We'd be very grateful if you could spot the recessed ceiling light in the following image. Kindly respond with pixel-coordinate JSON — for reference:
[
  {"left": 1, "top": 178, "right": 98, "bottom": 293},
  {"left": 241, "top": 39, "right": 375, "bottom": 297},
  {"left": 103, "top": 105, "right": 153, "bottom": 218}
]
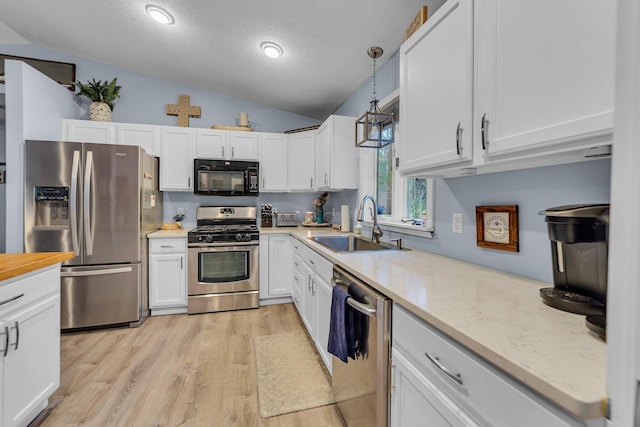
[
  {"left": 145, "top": 4, "right": 175, "bottom": 25},
  {"left": 260, "top": 41, "right": 283, "bottom": 59}
]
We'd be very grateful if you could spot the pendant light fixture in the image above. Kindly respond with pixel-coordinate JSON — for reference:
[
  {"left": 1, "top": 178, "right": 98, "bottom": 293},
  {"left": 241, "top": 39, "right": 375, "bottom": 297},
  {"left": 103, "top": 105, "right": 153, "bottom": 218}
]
[{"left": 355, "top": 47, "right": 395, "bottom": 148}]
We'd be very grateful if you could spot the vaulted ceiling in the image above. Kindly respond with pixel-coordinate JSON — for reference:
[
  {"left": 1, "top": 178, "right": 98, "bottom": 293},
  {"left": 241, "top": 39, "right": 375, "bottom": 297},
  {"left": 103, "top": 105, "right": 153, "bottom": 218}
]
[{"left": 0, "top": 0, "right": 444, "bottom": 119}]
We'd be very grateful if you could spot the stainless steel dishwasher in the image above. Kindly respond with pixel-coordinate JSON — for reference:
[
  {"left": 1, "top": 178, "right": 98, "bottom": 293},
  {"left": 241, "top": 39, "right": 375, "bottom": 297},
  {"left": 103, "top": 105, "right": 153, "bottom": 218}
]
[{"left": 331, "top": 265, "right": 392, "bottom": 427}]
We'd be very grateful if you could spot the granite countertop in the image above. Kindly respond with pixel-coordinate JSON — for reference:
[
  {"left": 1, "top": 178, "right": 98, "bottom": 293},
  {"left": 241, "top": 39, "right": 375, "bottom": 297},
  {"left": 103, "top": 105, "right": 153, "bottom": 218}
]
[
  {"left": 261, "top": 226, "right": 606, "bottom": 420},
  {"left": 0, "top": 252, "right": 75, "bottom": 282}
]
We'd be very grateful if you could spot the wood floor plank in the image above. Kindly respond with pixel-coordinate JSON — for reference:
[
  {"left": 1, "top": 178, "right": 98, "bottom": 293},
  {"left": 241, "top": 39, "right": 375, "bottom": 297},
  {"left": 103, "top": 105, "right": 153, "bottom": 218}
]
[{"left": 34, "top": 303, "right": 344, "bottom": 427}]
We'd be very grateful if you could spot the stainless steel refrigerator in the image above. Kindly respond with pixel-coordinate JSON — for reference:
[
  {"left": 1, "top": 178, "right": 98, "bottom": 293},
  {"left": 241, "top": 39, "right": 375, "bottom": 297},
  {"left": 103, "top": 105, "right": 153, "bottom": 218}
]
[{"left": 24, "top": 140, "right": 163, "bottom": 330}]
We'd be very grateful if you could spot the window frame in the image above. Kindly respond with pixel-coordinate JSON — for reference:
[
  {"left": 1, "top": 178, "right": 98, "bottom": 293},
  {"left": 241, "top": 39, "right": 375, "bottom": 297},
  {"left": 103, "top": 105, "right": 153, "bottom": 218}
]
[{"left": 357, "top": 90, "right": 435, "bottom": 238}]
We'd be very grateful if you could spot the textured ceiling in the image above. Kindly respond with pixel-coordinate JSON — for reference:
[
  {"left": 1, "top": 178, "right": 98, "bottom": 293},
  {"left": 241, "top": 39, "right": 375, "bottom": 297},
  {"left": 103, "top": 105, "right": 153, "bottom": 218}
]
[{"left": 0, "top": 0, "right": 444, "bottom": 119}]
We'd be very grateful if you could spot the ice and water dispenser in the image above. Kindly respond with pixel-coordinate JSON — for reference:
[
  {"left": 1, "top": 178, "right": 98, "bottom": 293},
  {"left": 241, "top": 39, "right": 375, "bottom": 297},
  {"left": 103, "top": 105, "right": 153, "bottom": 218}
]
[{"left": 33, "top": 186, "right": 70, "bottom": 228}]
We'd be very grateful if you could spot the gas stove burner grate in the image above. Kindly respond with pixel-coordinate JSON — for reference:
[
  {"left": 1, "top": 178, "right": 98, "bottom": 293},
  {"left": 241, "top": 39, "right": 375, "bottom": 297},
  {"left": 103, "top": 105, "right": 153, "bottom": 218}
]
[{"left": 539, "top": 287, "right": 606, "bottom": 316}]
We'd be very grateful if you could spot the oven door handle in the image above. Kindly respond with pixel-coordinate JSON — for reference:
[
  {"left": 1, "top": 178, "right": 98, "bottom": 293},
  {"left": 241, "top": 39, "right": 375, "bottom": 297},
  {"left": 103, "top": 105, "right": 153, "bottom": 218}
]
[{"left": 188, "top": 242, "right": 259, "bottom": 249}]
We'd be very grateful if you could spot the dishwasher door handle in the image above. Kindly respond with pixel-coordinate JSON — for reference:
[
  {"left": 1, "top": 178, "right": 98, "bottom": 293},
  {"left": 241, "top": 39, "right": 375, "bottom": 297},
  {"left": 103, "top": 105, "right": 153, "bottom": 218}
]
[
  {"left": 347, "top": 297, "right": 376, "bottom": 317},
  {"left": 332, "top": 277, "right": 377, "bottom": 317}
]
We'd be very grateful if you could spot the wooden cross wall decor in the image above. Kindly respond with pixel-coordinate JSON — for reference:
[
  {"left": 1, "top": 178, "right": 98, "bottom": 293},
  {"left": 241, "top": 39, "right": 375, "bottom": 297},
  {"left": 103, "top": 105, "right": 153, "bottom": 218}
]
[{"left": 165, "top": 94, "right": 201, "bottom": 127}]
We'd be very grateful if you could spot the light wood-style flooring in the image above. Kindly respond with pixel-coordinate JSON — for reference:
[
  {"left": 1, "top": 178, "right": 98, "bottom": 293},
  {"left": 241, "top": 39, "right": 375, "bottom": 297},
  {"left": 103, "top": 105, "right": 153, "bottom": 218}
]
[{"left": 34, "top": 303, "right": 344, "bottom": 427}]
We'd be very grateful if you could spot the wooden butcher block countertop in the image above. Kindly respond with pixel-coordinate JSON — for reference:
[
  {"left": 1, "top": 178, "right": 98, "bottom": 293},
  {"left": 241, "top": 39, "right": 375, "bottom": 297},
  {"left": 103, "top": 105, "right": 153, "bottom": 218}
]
[{"left": 0, "top": 252, "right": 74, "bottom": 282}]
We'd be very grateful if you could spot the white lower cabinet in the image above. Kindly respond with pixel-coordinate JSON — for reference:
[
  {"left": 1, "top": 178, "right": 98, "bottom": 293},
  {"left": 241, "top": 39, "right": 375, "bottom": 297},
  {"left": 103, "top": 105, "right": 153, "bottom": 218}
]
[
  {"left": 259, "top": 235, "right": 293, "bottom": 302},
  {"left": 149, "top": 237, "right": 187, "bottom": 315},
  {"left": 292, "top": 239, "right": 333, "bottom": 373},
  {"left": 312, "top": 273, "right": 333, "bottom": 373},
  {"left": 392, "top": 349, "right": 480, "bottom": 427},
  {"left": 392, "top": 305, "right": 604, "bottom": 427},
  {"left": 0, "top": 265, "right": 61, "bottom": 427}
]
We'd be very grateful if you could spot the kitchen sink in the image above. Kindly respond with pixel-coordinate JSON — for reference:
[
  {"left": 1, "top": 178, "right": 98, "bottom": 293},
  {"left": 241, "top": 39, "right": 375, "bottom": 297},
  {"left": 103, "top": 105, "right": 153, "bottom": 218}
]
[{"left": 309, "top": 235, "right": 409, "bottom": 253}]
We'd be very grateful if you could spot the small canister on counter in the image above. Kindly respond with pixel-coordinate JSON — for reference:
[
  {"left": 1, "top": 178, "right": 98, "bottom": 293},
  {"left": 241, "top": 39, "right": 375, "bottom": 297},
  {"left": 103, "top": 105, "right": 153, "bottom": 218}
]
[{"left": 304, "top": 211, "right": 314, "bottom": 224}]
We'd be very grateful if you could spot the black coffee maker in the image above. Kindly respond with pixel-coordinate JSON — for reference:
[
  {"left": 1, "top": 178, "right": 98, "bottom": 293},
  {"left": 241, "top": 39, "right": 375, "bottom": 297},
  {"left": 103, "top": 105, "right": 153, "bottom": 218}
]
[{"left": 540, "top": 204, "right": 609, "bottom": 337}]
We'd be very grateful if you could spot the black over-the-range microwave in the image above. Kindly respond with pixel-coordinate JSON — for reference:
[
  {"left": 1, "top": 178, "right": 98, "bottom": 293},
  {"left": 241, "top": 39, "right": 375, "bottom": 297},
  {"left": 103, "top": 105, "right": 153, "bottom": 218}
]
[{"left": 193, "top": 159, "right": 259, "bottom": 196}]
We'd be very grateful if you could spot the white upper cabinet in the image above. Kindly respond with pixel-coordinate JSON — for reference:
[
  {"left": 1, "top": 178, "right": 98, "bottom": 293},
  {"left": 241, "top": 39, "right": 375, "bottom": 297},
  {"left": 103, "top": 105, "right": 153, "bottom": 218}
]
[
  {"left": 474, "top": 0, "right": 615, "bottom": 160},
  {"left": 195, "top": 128, "right": 226, "bottom": 159},
  {"left": 399, "top": 0, "right": 473, "bottom": 175},
  {"left": 63, "top": 119, "right": 116, "bottom": 144},
  {"left": 228, "top": 131, "right": 258, "bottom": 160},
  {"left": 160, "top": 127, "right": 194, "bottom": 191},
  {"left": 258, "top": 133, "right": 288, "bottom": 192},
  {"left": 195, "top": 129, "right": 258, "bottom": 160},
  {"left": 116, "top": 123, "right": 161, "bottom": 156},
  {"left": 287, "top": 130, "right": 316, "bottom": 191},
  {"left": 315, "top": 115, "right": 359, "bottom": 190},
  {"left": 398, "top": 0, "right": 615, "bottom": 177}
]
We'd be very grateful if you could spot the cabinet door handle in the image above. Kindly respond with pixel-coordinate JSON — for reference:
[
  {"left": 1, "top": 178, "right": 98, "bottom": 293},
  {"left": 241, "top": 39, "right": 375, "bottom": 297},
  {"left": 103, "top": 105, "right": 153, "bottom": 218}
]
[
  {"left": 324, "top": 172, "right": 328, "bottom": 185},
  {"left": 232, "top": 147, "right": 235, "bottom": 158},
  {"left": 0, "top": 294, "right": 24, "bottom": 307},
  {"left": 481, "top": 113, "right": 489, "bottom": 150},
  {"left": 180, "top": 256, "right": 183, "bottom": 270},
  {"left": 188, "top": 177, "right": 191, "bottom": 188},
  {"left": 10, "top": 321, "right": 19, "bottom": 351},
  {"left": 262, "top": 177, "right": 265, "bottom": 188},
  {"left": 309, "top": 259, "right": 315, "bottom": 265},
  {"left": 455, "top": 122, "right": 463, "bottom": 156},
  {"left": 312, "top": 278, "right": 315, "bottom": 296},
  {"left": 310, "top": 177, "right": 313, "bottom": 188},
  {"left": 222, "top": 146, "right": 225, "bottom": 157},
  {"left": 424, "top": 352, "right": 463, "bottom": 385},
  {"left": 160, "top": 245, "right": 175, "bottom": 248},
  {"left": 1, "top": 326, "right": 8, "bottom": 357}
]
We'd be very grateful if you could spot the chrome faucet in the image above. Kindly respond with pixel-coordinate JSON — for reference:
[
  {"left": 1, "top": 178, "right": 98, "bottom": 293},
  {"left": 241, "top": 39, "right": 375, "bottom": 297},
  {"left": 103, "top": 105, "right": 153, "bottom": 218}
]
[{"left": 357, "top": 194, "right": 383, "bottom": 243}]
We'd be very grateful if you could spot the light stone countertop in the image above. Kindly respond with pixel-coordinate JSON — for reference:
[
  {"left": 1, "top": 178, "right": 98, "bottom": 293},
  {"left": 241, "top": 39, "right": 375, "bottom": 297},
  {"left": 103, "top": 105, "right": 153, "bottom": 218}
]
[
  {"left": 260, "top": 226, "right": 606, "bottom": 420},
  {"left": 147, "top": 229, "right": 191, "bottom": 238}
]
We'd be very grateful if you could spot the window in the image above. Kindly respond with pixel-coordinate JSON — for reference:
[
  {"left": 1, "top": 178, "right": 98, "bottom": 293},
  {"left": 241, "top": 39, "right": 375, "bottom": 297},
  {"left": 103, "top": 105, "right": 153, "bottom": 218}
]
[{"left": 358, "top": 92, "right": 434, "bottom": 235}]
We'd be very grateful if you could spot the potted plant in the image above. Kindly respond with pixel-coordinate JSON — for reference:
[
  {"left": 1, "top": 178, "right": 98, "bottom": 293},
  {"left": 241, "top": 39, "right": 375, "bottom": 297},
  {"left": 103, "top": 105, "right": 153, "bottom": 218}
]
[{"left": 75, "top": 78, "right": 121, "bottom": 121}]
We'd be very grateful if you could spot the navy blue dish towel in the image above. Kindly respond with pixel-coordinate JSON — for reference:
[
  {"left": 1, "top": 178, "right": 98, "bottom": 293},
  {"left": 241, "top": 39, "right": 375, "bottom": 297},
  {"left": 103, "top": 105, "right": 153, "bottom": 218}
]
[
  {"left": 348, "top": 285, "right": 370, "bottom": 359},
  {"left": 327, "top": 286, "right": 352, "bottom": 363}
]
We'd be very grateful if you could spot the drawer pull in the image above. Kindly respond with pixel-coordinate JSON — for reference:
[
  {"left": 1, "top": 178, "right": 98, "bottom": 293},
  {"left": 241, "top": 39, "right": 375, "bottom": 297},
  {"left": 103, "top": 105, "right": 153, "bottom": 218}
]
[
  {"left": 160, "top": 245, "right": 175, "bottom": 248},
  {"left": 0, "top": 294, "right": 24, "bottom": 307},
  {"left": 425, "top": 352, "right": 463, "bottom": 386}
]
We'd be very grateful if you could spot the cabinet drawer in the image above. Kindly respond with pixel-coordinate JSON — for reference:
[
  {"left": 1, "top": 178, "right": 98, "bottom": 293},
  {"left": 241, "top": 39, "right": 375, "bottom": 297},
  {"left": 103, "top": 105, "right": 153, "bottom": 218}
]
[
  {"left": 149, "top": 238, "right": 187, "bottom": 253},
  {"left": 303, "top": 246, "right": 332, "bottom": 280},
  {"left": 0, "top": 267, "right": 60, "bottom": 315},
  {"left": 393, "top": 305, "right": 580, "bottom": 427}
]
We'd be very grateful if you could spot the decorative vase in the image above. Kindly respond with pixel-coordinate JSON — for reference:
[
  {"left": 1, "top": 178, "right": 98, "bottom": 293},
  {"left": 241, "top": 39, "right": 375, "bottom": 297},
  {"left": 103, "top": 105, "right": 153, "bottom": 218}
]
[
  {"left": 315, "top": 206, "right": 324, "bottom": 224},
  {"left": 89, "top": 101, "right": 112, "bottom": 121}
]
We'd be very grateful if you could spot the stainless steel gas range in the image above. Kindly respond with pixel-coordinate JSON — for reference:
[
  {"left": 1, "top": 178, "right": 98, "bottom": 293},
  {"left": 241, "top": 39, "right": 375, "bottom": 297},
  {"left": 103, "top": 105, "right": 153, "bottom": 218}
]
[{"left": 187, "top": 206, "right": 259, "bottom": 314}]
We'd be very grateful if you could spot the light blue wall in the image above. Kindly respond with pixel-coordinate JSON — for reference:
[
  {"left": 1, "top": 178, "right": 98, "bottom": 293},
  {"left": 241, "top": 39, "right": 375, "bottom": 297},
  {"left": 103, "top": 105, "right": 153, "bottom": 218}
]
[
  {"left": 0, "top": 44, "right": 319, "bottom": 133},
  {"left": 334, "top": 49, "right": 612, "bottom": 284},
  {"left": 1, "top": 43, "right": 330, "bottom": 231}
]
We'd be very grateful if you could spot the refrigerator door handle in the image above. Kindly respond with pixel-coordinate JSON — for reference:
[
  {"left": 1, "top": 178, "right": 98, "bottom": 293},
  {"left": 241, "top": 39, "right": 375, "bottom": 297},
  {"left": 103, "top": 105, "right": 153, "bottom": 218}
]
[
  {"left": 61, "top": 266, "right": 133, "bottom": 277},
  {"left": 70, "top": 150, "right": 81, "bottom": 256},
  {"left": 84, "top": 151, "right": 94, "bottom": 256}
]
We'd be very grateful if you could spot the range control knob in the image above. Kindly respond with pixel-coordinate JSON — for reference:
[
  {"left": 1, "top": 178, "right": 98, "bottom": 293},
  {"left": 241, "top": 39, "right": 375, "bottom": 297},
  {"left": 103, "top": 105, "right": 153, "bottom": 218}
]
[{"left": 204, "top": 234, "right": 214, "bottom": 243}]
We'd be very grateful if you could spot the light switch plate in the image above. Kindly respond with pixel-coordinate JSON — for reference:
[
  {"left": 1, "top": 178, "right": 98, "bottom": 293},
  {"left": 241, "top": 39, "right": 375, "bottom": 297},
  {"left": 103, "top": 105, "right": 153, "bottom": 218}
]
[{"left": 452, "top": 213, "right": 463, "bottom": 234}]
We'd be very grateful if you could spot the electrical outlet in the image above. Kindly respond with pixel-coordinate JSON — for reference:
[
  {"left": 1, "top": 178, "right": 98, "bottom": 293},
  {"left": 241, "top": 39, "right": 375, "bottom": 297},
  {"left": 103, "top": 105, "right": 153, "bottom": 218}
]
[
  {"left": 178, "top": 208, "right": 184, "bottom": 215},
  {"left": 452, "top": 213, "right": 463, "bottom": 234}
]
